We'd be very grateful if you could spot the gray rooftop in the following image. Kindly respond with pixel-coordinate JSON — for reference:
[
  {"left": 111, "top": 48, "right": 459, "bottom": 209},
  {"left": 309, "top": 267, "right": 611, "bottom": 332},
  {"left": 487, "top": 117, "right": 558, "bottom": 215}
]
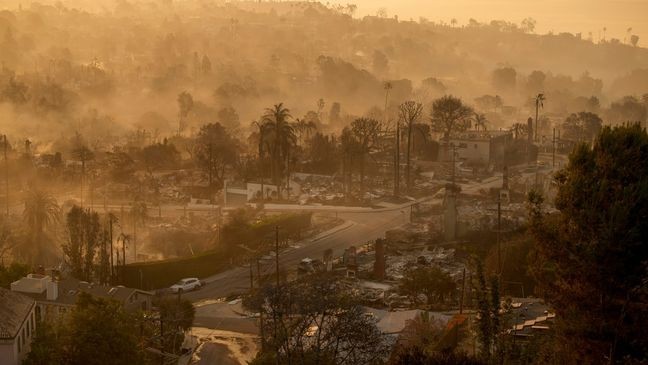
[{"left": 0, "top": 288, "right": 35, "bottom": 339}]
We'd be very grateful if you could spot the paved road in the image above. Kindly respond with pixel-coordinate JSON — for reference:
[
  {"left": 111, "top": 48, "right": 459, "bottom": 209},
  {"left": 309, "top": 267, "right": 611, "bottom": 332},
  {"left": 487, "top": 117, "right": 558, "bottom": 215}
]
[{"left": 183, "top": 208, "right": 411, "bottom": 302}]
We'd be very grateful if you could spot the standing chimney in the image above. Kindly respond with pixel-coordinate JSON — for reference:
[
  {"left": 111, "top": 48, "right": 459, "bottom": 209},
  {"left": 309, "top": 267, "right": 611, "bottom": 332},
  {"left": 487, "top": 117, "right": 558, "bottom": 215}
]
[
  {"left": 46, "top": 280, "right": 58, "bottom": 301},
  {"left": 373, "top": 239, "right": 386, "bottom": 280}
]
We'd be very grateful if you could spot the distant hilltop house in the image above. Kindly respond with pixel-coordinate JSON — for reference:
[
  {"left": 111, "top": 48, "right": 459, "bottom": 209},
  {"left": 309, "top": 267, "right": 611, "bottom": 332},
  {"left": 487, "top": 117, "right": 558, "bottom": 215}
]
[
  {"left": 10, "top": 274, "right": 153, "bottom": 322},
  {"left": 445, "top": 130, "right": 513, "bottom": 167},
  {"left": 0, "top": 288, "right": 36, "bottom": 365},
  {"left": 224, "top": 178, "right": 303, "bottom": 206}
]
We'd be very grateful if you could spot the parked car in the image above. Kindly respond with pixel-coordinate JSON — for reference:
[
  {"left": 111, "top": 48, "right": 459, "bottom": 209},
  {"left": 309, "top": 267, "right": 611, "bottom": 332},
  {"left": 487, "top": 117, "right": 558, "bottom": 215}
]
[{"left": 170, "top": 278, "right": 202, "bottom": 293}]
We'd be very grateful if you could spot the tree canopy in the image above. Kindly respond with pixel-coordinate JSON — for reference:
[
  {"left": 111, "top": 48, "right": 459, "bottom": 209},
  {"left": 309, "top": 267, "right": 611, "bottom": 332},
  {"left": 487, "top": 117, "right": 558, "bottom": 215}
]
[
  {"left": 25, "top": 292, "right": 145, "bottom": 365},
  {"left": 528, "top": 124, "right": 648, "bottom": 364},
  {"left": 430, "top": 96, "right": 473, "bottom": 139}
]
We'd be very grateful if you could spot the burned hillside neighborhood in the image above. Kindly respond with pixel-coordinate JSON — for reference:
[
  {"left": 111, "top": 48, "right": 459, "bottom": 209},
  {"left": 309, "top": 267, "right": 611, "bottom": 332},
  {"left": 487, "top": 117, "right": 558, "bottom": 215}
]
[{"left": 0, "top": 1, "right": 647, "bottom": 364}]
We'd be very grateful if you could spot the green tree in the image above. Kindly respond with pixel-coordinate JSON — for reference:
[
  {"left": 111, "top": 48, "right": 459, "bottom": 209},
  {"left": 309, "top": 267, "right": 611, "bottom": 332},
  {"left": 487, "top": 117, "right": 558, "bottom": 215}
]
[
  {"left": 24, "top": 292, "right": 145, "bottom": 365},
  {"left": 107, "top": 150, "right": 136, "bottom": 182},
  {"left": 0, "top": 262, "right": 30, "bottom": 288},
  {"left": 249, "top": 273, "right": 389, "bottom": 365},
  {"left": 400, "top": 265, "right": 456, "bottom": 306},
  {"left": 491, "top": 67, "right": 517, "bottom": 92},
  {"left": 561, "top": 111, "right": 602, "bottom": 143},
  {"left": 308, "top": 133, "right": 339, "bottom": 175},
  {"left": 391, "top": 347, "right": 485, "bottom": 365},
  {"left": 473, "top": 262, "right": 501, "bottom": 361},
  {"left": 430, "top": 96, "right": 473, "bottom": 139},
  {"left": 177, "top": 91, "right": 194, "bottom": 135},
  {"left": 528, "top": 125, "right": 648, "bottom": 364},
  {"left": 139, "top": 140, "right": 180, "bottom": 172},
  {"left": 217, "top": 105, "right": 240, "bottom": 129},
  {"left": 63, "top": 205, "right": 101, "bottom": 281},
  {"left": 195, "top": 122, "right": 239, "bottom": 190},
  {"left": 157, "top": 298, "right": 196, "bottom": 354}
]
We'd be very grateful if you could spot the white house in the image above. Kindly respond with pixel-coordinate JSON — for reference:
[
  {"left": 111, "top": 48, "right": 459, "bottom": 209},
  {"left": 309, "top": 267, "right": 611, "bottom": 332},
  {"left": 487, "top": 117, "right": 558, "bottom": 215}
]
[
  {"left": 0, "top": 288, "right": 36, "bottom": 365},
  {"left": 446, "top": 130, "right": 513, "bottom": 166},
  {"left": 11, "top": 274, "right": 154, "bottom": 322}
]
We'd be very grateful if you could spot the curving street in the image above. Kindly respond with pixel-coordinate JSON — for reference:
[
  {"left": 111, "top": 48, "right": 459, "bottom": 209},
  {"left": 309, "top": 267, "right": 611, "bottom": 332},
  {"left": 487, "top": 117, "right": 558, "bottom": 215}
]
[{"left": 182, "top": 207, "right": 411, "bottom": 302}]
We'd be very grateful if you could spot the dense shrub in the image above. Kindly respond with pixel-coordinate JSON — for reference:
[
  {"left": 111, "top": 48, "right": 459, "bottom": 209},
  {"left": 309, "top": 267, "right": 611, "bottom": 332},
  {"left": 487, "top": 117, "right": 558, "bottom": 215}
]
[{"left": 120, "top": 212, "right": 311, "bottom": 289}]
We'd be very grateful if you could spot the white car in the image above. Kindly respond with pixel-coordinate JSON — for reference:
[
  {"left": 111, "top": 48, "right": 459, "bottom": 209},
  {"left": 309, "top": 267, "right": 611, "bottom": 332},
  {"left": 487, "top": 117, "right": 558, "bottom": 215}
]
[{"left": 170, "top": 278, "right": 202, "bottom": 293}]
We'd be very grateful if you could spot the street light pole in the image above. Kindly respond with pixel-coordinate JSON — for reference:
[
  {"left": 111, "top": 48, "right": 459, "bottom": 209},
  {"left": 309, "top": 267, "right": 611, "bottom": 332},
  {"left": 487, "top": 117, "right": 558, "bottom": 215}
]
[{"left": 4, "top": 135, "right": 8, "bottom": 217}]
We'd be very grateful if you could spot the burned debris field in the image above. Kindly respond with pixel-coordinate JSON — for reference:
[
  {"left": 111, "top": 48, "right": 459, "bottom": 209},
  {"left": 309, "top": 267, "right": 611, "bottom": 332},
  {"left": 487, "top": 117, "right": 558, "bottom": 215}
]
[{"left": 0, "top": 1, "right": 647, "bottom": 364}]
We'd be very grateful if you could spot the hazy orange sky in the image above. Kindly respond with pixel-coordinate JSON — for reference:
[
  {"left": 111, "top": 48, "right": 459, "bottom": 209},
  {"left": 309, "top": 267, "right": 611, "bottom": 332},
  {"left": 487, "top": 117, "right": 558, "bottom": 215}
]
[{"left": 329, "top": 0, "right": 648, "bottom": 45}]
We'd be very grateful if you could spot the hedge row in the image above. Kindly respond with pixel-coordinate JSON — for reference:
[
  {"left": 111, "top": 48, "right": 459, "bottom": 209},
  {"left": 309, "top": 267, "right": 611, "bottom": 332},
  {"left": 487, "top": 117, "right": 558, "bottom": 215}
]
[
  {"left": 120, "top": 212, "right": 312, "bottom": 290},
  {"left": 221, "top": 212, "right": 313, "bottom": 250},
  {"left": 119, "top": 249, "right": 228, "bottom": 290}
]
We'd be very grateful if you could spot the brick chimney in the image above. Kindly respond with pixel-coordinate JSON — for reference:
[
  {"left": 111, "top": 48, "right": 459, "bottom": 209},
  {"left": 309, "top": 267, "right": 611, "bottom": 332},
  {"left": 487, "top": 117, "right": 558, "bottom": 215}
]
[{"left": 46, "top": 280, "right": 58, "bottom": 301}]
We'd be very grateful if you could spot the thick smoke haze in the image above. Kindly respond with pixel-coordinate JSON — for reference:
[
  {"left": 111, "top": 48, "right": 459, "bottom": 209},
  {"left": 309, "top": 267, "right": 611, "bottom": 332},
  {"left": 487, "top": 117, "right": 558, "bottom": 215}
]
[{"left": 330, "top": 0, "right": 648, "bottom": 42}]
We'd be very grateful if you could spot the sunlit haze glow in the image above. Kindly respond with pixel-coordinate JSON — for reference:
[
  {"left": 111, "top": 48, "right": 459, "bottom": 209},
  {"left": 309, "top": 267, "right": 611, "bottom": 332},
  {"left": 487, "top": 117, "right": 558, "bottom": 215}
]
[{"left": 329, "top": 0, "right": 648, "bottom": 42}]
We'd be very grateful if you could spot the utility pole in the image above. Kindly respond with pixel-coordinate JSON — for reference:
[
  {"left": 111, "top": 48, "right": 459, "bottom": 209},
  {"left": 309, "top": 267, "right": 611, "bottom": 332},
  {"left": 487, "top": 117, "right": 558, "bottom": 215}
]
[
  {"left": 451, "top": 144, "right": 457, "bottom": 185},
  {"left": 249, "top": 260, "right": 254, "bottom": 290},
  {"left": 552, "top": 128, "right": 556, "bottom": 167},
  {"left": 122, "top": 234, "right": 126, "bottom": 267},
  {"left": 274, "top": 225, "right": 280, "bottom": 365},
  {"left": 80, "top": 158, "right": 84, "bottom": 208},
  {"left": 535, "top": 93, "right": 545, "bottom": 143},
  {"left": 459, "top": 267, "right": 466, "bottom": 314},
  {"left": 3, "top": 135, "right": 8, "bottom": 217},
  {"left": 394, "top": 121, "right": 400, "bottom": 196},
  {"left": 208, "top": 142, "right": 213, "bottom": 202},
  {"left": 133, "top": 213, "right": 137, "bottom": 262},
  {"left": 383, "top": 82, "right": 391, "bottom": 128},
  {"left": 109, "top": 215, "right": 114, "bottom": 282},
  {"left": 497, "top": 199, "right": 502, "bottom": 276},
  {"left": 275, "top": 226, "right": 280, "bottom": 288}
]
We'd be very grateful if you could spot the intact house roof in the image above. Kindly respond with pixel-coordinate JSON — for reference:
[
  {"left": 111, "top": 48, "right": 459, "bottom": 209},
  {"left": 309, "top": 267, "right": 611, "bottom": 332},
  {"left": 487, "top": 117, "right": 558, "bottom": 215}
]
[
  {"left": 0, "top": 288, "right": 35, "bottom": 339},
  {"left": 12, "top": 276, "right": 153, "bottom": 308}
]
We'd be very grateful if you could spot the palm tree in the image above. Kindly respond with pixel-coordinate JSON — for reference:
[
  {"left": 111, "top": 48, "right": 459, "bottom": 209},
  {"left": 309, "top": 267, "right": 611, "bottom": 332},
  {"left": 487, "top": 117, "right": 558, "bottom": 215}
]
[
  {"left": 473, "top": 113, "right": 488, "bottom": 131},
  {"left": 261, "top": 103, "right": 296, "bottom": 198},
  {"left": 23, "top": 188, "right": 60, "bottom": 265},
  {"left": 293, "top": 118, "right": 317, "bottom": 147},
  {"left": 510, "top": 123, "right": 528, "bottom": 139}
]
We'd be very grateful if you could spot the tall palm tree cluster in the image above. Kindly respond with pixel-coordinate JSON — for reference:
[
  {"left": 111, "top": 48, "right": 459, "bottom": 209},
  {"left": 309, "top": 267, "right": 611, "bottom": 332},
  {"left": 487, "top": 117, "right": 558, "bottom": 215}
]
[
  {"left": 254, "top": 103, "right": 384, "bottom": 201},
  {"left": 256, "top": 103, "right": 297, "bottom": 199},
  {"left": 22, "top": 188, "right": 61, "bottom": 265}
]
